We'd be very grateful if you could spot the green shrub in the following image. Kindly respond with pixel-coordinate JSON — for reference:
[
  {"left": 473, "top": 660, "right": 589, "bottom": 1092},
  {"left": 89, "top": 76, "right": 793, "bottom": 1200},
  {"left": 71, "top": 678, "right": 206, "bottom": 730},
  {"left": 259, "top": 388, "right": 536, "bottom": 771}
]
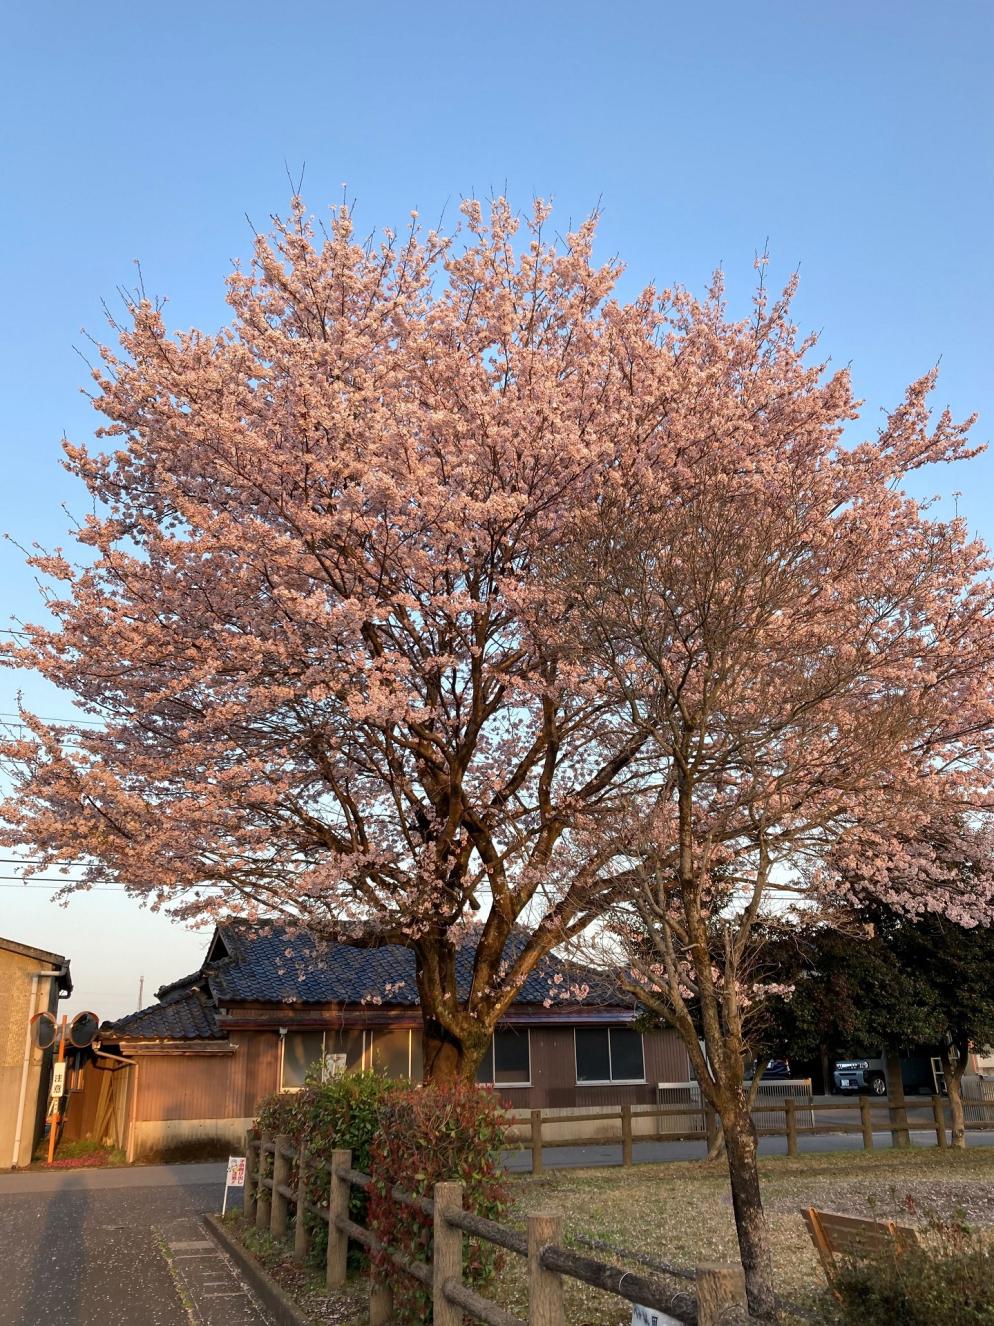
[
  {"left": 255, "top": 1088, "right": 302, "bottom": 1140},
  {"left": 254, "top": 1071, "right": 399, "bottom": 1265},
  {"left": 821, "top": 1219, "right": 994, "bottom": 1326},
  {"left": 366, "top": 1080, "right": 509, "bottom": 1325}
]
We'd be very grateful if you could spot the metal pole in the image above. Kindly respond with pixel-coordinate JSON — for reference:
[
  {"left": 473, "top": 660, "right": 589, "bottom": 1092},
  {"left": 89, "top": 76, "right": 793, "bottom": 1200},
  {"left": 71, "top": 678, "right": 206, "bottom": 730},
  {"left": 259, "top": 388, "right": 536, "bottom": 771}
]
[{"left": 46, "top": 1014, "right": 67, "bottom": 1166}]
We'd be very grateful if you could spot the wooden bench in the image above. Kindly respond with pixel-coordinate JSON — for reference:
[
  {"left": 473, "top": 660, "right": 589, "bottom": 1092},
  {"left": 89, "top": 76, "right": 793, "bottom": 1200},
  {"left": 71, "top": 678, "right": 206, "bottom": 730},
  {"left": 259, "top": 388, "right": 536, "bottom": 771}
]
[{"left": 803, "top": 1208, "right": 921, "bottom": 1291}]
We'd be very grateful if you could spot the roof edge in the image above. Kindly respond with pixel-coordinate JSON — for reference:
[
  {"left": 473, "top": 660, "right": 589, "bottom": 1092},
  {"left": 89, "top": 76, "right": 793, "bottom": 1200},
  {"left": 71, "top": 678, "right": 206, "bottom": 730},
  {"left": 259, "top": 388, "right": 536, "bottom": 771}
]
[{"left": 0, "top": 935, "right": 67, "bottom": 967}]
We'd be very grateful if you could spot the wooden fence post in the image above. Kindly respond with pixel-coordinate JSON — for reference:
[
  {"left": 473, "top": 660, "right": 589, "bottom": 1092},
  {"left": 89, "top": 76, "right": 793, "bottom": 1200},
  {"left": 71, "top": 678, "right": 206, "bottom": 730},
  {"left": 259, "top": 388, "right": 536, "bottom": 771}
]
[
  {"left": 860, "top": 1097, "right": 874, "bottom": 1152},
  {"left": 369, "top": 1276, "right": 394, "bottom": 1326},
  {"left": 531, "top": 1109, "right": 544, "bottom": 1175},
  {"left": 528, "top": 1211, "right": 565, "bottom": 1326},
  {"left": 326, "top": 1147, "right": 351, "bottom": 1291},
  {"left": 932, "top": 1095, "right": 947, "bottom": 1149},
  {"left": 696, "top": 1263, "right": 747, "bottom": 1326},
  {"left": 785, "top": 1098, "right": 798, "bottom": 1157},
  {"left": 621, "top": 1105, "right": 633, "bottom": 1167},
  {"left": 433, "top": 1180, "right": 464, "bottom": 1326},
  {"left": 271, "top": 1134, "right": 290, "bottom": 1238},
  {"left": 243, "top": 1132, "right": 257, "bottom": 1223},
  {"left": 294, "top": 1144, "right": 310, "bottom": 1261},
  {"left": 256, "top": 1132, "right": 272, "bottom": 1228}
]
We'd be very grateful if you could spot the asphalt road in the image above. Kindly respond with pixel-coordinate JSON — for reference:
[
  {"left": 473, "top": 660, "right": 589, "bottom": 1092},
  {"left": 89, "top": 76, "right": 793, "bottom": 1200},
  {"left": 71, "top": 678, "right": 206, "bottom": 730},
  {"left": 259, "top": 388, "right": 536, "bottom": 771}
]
[
  {"left": 504, "top": 1125, "right": 994, "bottom": 1170},
  {"left": 0, "top": 1164, "right": 241, "bottom": 1326}
]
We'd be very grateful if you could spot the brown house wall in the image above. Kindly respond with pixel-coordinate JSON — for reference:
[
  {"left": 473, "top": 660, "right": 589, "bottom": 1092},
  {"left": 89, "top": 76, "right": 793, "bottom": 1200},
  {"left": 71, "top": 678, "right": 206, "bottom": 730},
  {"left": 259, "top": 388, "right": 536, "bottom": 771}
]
[
  {"left": 120, "top": 1025, "right": 689, "bottom": 1130},
  {"left": 132, "top": 1032, "right": 280, "bottom": 1123},
  {"left": 499, "top": 1026, "right": 689, "bottom": 1109}
]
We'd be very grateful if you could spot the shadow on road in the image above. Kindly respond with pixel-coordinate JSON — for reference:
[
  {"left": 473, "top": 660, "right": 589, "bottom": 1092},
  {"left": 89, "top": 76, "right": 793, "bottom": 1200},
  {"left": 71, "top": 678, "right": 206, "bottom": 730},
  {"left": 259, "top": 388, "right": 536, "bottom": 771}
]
[{"left": 16, "top": 1175, "right": 88, "bottom": 1326}]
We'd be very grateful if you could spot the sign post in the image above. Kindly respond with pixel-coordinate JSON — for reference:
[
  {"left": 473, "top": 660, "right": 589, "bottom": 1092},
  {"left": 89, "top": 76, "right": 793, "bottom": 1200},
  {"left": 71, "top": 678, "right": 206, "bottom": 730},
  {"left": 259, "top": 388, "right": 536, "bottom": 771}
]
[
  {"left": 46, "top": 1015, "right": 68, "bottom": 1166},
  {"left": 222, "top": 1155, "right": 247, "bottom": 1216},
  {"left": 32, "top": 1009, "right": 101, "bottom": 1166}
]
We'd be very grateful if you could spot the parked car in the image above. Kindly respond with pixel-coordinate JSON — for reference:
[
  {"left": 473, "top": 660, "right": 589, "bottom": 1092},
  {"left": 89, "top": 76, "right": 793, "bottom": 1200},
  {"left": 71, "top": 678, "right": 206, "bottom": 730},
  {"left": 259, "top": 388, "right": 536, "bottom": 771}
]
[
  {"left": 832, "top": 1059, "right": 887, "bottom": 1095},
  {"left": 763, "top": 1058, "right": 792, "bottom": 1079},
  {"left": 833, "top": 1051, "right": 937, "bottom": 1096}
]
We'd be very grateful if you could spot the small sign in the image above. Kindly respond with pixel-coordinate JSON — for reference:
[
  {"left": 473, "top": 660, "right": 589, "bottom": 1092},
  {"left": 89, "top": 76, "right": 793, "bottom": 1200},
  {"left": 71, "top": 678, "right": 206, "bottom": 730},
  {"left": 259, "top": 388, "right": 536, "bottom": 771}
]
[
  {"left": 221, "top": 1155, "right": 246, "bottom": 1216},
  {"left": 51, "top": 1062, "right": 66, "bottom": 1098},
  {"left": 631, "top": 1305, "right": 681, "bottom": 1326}
]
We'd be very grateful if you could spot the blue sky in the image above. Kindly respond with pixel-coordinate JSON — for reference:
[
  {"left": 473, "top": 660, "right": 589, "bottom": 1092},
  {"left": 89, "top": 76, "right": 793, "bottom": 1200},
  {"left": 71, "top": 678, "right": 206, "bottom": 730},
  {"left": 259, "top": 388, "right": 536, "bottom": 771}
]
[{"left": 1, "top": 2, "right": 992, "bottom": 1017}]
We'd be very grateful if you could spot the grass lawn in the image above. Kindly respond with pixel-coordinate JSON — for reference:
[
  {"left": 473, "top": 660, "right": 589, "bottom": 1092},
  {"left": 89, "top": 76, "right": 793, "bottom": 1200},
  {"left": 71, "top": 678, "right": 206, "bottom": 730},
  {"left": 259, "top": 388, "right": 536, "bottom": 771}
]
[{"left": 491, "top": 1147, "right": 994, "bottom": 1324}]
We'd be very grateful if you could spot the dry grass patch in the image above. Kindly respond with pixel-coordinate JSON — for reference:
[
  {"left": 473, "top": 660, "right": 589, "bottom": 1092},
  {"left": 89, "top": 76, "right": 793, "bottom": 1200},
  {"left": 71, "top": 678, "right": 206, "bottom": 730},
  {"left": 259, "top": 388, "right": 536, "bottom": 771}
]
[{"left": 482, "top": 1148, "right": 994, "bottom": 1326}]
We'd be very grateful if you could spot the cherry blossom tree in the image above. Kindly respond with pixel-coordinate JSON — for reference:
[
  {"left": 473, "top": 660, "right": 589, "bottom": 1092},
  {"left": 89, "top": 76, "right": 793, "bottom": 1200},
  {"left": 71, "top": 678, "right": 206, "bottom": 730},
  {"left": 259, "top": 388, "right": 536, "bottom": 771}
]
[
  {"left": 552, "top": 274, "right": 994, "bottom": 1317},
  {"left": 823, "top": 814, "right": 994, "bottom": 1148},
  {"left": 1, "top": 198, "right": 660, "bottom": 1078}
]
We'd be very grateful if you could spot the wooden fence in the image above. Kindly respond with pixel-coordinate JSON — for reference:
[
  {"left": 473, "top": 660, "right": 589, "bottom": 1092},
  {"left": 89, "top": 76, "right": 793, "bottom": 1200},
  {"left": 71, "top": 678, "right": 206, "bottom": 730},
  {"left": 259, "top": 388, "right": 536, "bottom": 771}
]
[
  {"left": 244, "top": 1131, "right": 749, "bottom": 1326},
  {"left": 505, "top": 1094, "right": 994, "bottom": 1170}
]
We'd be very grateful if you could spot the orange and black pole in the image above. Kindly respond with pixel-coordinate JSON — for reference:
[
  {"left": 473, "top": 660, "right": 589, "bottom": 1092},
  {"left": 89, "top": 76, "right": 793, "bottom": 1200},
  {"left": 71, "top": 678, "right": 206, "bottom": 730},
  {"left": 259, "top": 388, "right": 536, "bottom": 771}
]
[{"left": 46, "top": 1015, "right": 67, "bottom": 1166}]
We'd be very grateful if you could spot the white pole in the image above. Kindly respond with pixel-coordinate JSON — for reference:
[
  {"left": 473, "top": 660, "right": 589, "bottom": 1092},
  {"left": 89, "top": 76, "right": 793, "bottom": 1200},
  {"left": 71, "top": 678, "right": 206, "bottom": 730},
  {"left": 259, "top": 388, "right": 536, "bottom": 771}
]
[{"left": 11, "top": 971, "right": 58, "bottom": 1169}]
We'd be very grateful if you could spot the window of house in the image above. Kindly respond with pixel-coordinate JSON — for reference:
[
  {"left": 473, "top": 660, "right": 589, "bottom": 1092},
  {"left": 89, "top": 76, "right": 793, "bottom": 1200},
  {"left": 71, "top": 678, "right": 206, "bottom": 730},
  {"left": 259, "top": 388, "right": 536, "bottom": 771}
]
[
  {"left": 281, "top": 1031, "right": 325, "bottom": 1090},
  {"left": 371, "top": 1027, "right": 413, "bottom": 1078},
  {"left": 281, "top": 1027, "right": 422, "bottom": 1090},
  {"left": 326, "top": 1028, "right": 365, "bottom": 1074},
  {"left": 476, "top": 1028, "right": 531, "bottom": 1086},
  {"left": 574, "top": 1027, "right": 645, "bottom": 1083}
]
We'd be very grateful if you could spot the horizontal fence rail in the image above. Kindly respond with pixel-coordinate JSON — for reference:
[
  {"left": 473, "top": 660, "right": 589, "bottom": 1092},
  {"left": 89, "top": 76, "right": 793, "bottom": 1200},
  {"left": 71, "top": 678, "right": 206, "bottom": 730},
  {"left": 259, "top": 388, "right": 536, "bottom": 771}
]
[
  {"left": 503, "top": 1091, "right": 994, "bottom": 1169},
  {"left": 242, "top": 1132, "right": 750, "bottom": 1326}
]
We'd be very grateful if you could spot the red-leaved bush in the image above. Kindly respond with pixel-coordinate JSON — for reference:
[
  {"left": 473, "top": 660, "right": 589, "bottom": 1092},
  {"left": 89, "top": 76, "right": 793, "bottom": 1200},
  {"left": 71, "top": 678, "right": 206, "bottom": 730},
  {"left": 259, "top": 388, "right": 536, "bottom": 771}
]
[
  {"left": 367, "top": 1081, "right": 509, "bottom": 1323},
  {"left": 254, "top": 1071, "right": 399, "bottom": 1264}
]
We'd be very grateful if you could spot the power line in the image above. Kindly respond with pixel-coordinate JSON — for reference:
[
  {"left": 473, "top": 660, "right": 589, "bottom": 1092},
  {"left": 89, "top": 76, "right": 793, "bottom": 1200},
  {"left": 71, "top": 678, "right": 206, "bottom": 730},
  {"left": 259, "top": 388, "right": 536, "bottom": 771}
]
[
  {"left": 0, "top": 712, "right": 106, "bottom": 726},
  {"left": 0, "top": 883, "right": 127, "bottom": 891}
]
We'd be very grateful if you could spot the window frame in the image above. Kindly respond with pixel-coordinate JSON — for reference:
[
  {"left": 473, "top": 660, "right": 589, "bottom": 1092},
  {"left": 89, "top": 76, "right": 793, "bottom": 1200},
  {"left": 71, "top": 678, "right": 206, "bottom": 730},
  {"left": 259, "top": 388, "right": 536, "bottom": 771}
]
[
  {"left": 477, "top": 1027, "right": 532, "bottom": 1088},
  {"left": 279, "top": 1026, "right": 423, "bottom": 1090},
  {"left": 279, "top": 1029, "right": 328, "bottom": 1092},
  {"left": 573, "top": 1025, "right": 646, "bottom": 1085}
]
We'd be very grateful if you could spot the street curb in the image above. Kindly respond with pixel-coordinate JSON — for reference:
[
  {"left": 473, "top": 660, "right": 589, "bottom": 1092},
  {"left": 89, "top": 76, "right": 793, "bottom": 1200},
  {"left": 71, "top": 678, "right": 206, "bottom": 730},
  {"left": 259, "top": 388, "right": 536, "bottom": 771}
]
[{"left": 202, "top": 1213, "right": 311, "bottom": 1326}]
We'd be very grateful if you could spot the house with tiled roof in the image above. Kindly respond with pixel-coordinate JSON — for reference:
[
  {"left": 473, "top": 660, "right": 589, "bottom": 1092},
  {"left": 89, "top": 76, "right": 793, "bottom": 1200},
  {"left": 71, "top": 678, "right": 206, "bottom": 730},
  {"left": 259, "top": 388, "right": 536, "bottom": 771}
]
[{"left": 89, "top": 921, "right": 689, "bottom": 1160}]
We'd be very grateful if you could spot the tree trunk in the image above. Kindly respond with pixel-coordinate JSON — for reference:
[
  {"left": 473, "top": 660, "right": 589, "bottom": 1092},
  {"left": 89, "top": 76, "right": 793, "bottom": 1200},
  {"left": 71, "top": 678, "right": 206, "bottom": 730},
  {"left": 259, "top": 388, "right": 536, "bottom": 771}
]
[
  {"left": 421, "top": 1020, "right": 481, "bottom": 1083},
  {"left": 884, "top": 1047, "right": 910, "bottom": 1148},
  {"left": 942, "top": 1045, "right": 967, "bottom": 1149},
  {"left": 720, "top": 1100, "right": 777, "bottom": 1321},
  {"left": 819, "top": 1043, "right": 831, "bottom": 1096}
]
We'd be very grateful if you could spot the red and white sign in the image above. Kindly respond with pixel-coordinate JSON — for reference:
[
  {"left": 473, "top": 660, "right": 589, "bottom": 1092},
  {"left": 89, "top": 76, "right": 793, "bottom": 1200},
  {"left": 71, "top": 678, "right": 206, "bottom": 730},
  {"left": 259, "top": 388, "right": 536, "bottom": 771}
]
[{"left": 226, "top": 1155, "right": 246, "bottom": 1187}]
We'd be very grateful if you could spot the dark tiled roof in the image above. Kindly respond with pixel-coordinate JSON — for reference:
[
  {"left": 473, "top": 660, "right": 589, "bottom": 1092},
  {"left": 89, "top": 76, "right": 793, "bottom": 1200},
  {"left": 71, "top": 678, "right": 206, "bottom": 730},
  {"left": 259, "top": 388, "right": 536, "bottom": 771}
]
[
  {"left": 206, "top": 921, "right": 622, "bottom": 1009},
  {"left": 108, "top": 988, "right": 221, "bottom": 1041},
  {"left": 106, "top": 920, "right": 628, "bottom": 1042},
  {"left": 156, "top": 969, "right": 207, "bottom": 1002}
]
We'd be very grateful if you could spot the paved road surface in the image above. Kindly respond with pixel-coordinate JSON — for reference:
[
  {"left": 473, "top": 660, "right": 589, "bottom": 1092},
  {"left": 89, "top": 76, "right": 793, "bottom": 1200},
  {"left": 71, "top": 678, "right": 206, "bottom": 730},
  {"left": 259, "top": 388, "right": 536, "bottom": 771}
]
[
  {"left": 504, "top": 1126, "right": 994, "bottom": 1170},
  {"left": 0, "top": 1164, "right": 253, "bottom": 1326}
]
